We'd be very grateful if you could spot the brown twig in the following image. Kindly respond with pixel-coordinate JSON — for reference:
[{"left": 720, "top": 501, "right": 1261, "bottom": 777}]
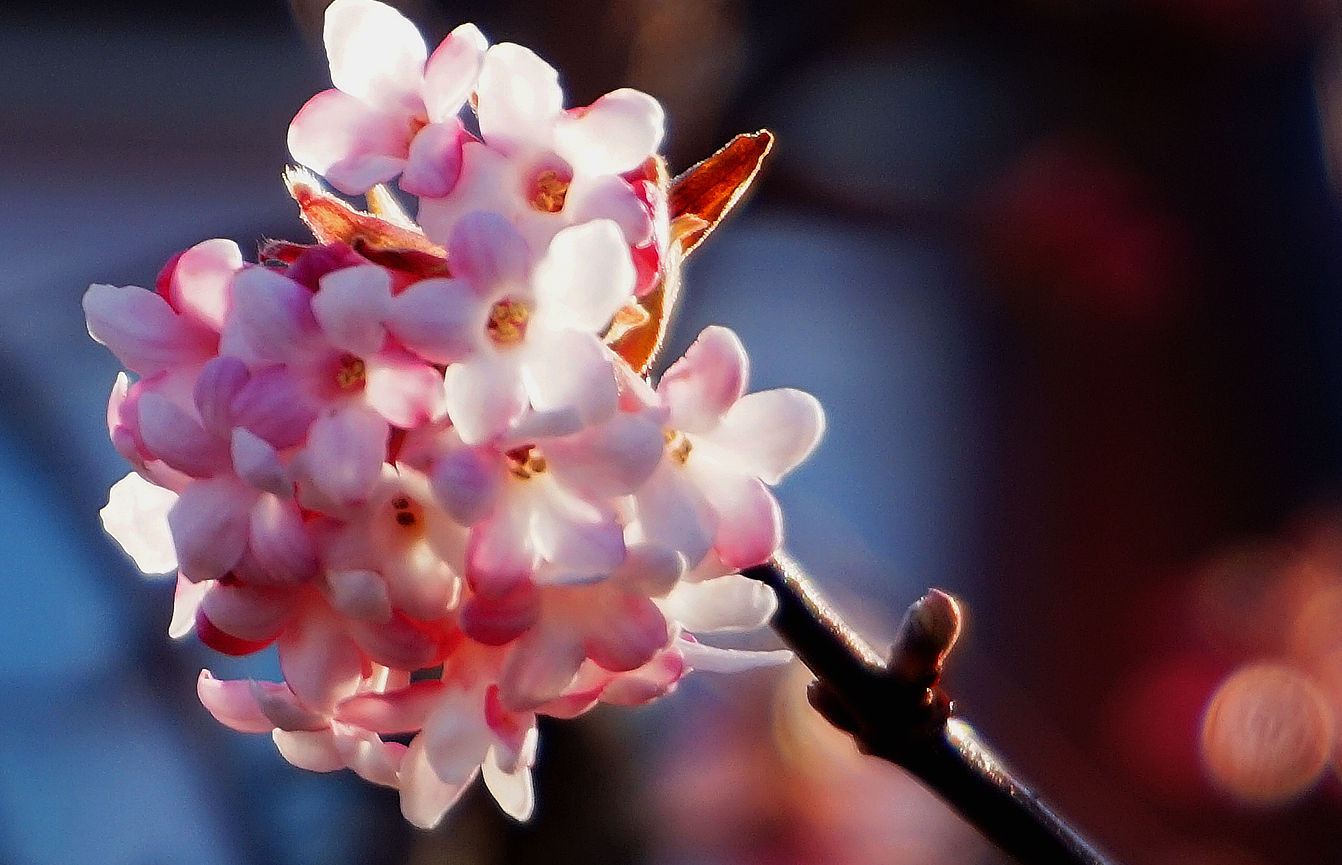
[{"left": 741, "top": 554, "right": 1118, "bottom": 865}]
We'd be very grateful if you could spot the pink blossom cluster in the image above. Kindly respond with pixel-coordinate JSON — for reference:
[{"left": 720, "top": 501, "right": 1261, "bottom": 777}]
[{"left": 83, "top": 0, "right": 823, "bottom": 829}]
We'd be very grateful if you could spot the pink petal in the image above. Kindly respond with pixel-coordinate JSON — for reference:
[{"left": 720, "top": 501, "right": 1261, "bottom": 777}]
[
  {"left": 230, "top": 366, "right": 318, "bottom": 450},
  {"left": 273, "top": 729, "right": 345, "bottom": 772},
  {"left": 347, "top": 610, "right": 458, "bottom": 670},
  {"left": 532, "top": 220, "right": 634, "bottom": 333},
  {"left": 168, "top": 238, "right": 243, "bottom": 332},
  {"left": 167, "top": 477, "right": 253, "bottom": 582},
  {"left": 691, "top": 466, "right": 782, "bottom": 569},
  {"left": 231, "top": 428, "right": 290, "bottom": 496},
  {"left": 198, "top": 581, "right": 298, "bottom": 647},
  {"left": 401, "top": 118, "right": 467, "bottom": 197},
  {"left": 446, "top": 210, "right": 532, "bottom": 294},
  {"left": 300, "top": 405, "right": 388, "bottom": 509},
  {"left": 497, "top": 623, "right": 586, "bottom": 711},
  {"left": 278, "top": 606, "right": 367, "bottom": 714},
  {"left": 660, "top": 574, "right": 777, "bottom": 633},
  {"left": 608, "top": 543, "right": 684, "bottom": 598},
  {"left": 363, "top": 349, "right": 447, "bottom": 427},
  {"left": 136, "top": 393, "right": 230, "bottom": 478},
  {"left": 323, "top": 0, "right": 426, "bottom": 106},
  {"left": 415, "top": 142, "right": 515, "bottom": 248},
  {"left": 251, "top": 680, "right": 330, "bottom": 732},
  {"left": 599, "top": 647, "right": 687, "bottom": 706},
  {"left": 83, "top": 283, "right": 213, "bottom": 376},
  {"left": 100, "top": 472, "right": 179, "bottom": 575},
  {"left": 194, "top": 356, "right": 250, "bottom": 437},
  {"left": 313, "top": 264, "right": 392, "bottom": 356},
  {"left": 247, "top": 494, "right": 320, "bottom": 586},
  {"left": 196, "top": 670, "right": 276, "bottom": 733},
  {"left": 520, "top": 329, "right": 618, "bottom": 427},
  {"left": 337, "top": 679, "right": 447, "bottom": 734},
  {"left": 335, "top": 727, "right": 406, "bottom": 787},
  {"left": 476, "top": 42, "right": 563, "bottom": 151},
  {"left": 386, "top": 276, "right": 483, "bottom": 364},
  {"left": 555, "top": 88, "right": 665, "bottom": 175},
  {"left": 327, "top": 569, "right": 393, "bottom": 623},
  {"left": 429, "top": 444, "right": 502, "bottom": 526},
  {"left": 221, "top": 267, "right": 318, "bottom": 366},
  {"left": 544, "top": 411, "right": 664, "bottom": 498},
  {"left": 422, "top": 23, "right": 487, "bottom": 121},
  {"left": 445, "top": 352, "right": 527, "bottom": 445},
  {"left": 459, "top": 582, "right": 540, "bottom": 646},
  {"left": 399, "top": 735, "right": 477, "bottom": 829},
  {"left": 422, "top": 686, "right": 493, "bottom": 785},
  {"left": 708, "top": 388, "right": 826, "bottom": 485},
  {"left": 584, "top": 594, "right": 669, "bottom": 673},
  {"left": 466, "top": 505, "right": 538, "bottom": 596},
  {"left": 657, "top": 325, "right": 748, "bottom": 434}
]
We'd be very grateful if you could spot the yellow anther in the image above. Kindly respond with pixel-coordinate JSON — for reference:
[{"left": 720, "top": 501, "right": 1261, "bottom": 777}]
[
  {"left": 487, "top": 299, "right": 530, "bottom": 346},
  {"left": 530, "top": 168, "right": 570, "bottom": 213},
  {"left": 334, "top": 354, "right": 367, "bottom": 390}
]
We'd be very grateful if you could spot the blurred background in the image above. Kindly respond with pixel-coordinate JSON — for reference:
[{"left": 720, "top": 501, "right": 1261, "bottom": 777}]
[{"left": 4, "top": 0, "right": 1342, "bottom": 862}]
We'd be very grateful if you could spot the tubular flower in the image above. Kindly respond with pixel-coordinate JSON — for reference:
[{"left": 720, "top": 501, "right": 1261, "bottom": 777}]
[{"left": 87, "top": 0, "right": 817, "bottom": 830}]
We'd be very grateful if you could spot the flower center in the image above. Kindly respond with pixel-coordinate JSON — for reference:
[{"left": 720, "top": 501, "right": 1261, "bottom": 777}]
[
  {"left": 487, "top": 298, "right": 530, "bottom": 345},
  {"left": 389, "top": 494, "right": 425, "bottom": 536},
  {"left": 529, "top": 168, "right": 570, "bottom": 213},
  {"left": 334, "top": 353, "right": 367, "bottom": 391},
  {"left": 664, "top": 429, "right": 693, "bottom": 465},
  {"left": 506, "top": 445, "right": 548, "bottom": 480}
]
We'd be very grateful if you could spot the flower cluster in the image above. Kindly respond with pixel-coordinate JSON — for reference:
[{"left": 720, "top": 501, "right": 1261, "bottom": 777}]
[{"left": 85, "top": 0, "right": 822, "bottom": 829}]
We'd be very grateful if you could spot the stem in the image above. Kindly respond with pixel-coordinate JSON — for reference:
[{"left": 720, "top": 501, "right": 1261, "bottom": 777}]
[{"left": 741, "top": 556, "right": 1117, "bottom": 865}]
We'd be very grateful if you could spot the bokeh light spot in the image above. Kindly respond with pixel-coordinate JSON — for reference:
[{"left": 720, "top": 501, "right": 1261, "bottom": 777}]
[{"left": 1200, "top": 663, "right": 1334, "bottom": 806}]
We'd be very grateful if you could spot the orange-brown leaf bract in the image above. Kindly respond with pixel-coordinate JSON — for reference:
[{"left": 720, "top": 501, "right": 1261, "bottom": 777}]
[
  {"left": 284, "top": 169, "right": 451, "bottom": 277},
  {"left": 669, "top": 130, "right": 774, "bottom": 257}
]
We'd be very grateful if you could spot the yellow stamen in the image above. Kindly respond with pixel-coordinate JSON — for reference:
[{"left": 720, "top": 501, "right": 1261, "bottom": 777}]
[
  {"left": 334, "top": 354, "right": 366, "bottom": 391},
  {"left": 530, "top": 168, "right": 570, "bottom": 213},
  {"left": 487, "top": 299, "right": 530, "bottom": 345}
]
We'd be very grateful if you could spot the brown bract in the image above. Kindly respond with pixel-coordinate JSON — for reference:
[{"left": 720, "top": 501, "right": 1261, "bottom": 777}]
[{"left": 606, "top": 130, "right": 774, "bottom": 375}]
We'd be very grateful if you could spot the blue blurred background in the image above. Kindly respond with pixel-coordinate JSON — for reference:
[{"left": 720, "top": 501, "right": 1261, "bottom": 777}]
[{"left": 5, "top": 0, "right": 1342, "bottom": 862}]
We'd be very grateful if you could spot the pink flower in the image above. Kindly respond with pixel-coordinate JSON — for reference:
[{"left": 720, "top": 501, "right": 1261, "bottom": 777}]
[
  {"left": 287, "top": 0, "right": 486, "bottom": 196},
  {"left": 417, "top": 41, "right": 663, "bottom": 257},
  {"left": 633, "top": 325, "right": 826, "bottom": 570},
  {"left": 427, "top": 212, "right": 637, "bottom": 444}
]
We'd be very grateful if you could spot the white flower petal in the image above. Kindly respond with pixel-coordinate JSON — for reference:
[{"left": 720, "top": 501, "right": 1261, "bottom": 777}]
[
  {"left": 446, "top": 210, "right": 532, "bottom": 294},
  {"left": 324, "top": 0, "right": 427, "bottom": 106},
  {"left": 482, "top": 746, "right": 535, "bottom": 822},
  {"left": 554, "top": 88, "right": 665, "bottom": 175},
  {"left": 278, "top": 606, "right": 366, "bottom": 714},
  {"left": 520, "top": 330, "right": 617, "bottom": 426},
  {"left": 532, "top": 220, "right": 634, "bottom": 333},
  {"left": 313, "top": 264, "right": 392, "bottom": 357},
  {"left": 231, "top": 428, "right": 290, "bottom": 496},
  {"left": 101, "top": 472, "right": 179, "bottom": 575},
  {"left": 544, "top": 411, "right": 664, "bottom": 498},
  {"left": 399, "top": 735, "right": 477, "bottom": 829},
  {"left": 221, "top": 266, "right": 318, "bottom": 366},
  {"left": 422, "top": 23, "right": 487, "bottom": 122},
  {"left": 429, "top": 444, "right": 502, "bottom": 526},
  {"left": 709, "top": 388, "right": 826, "bottom": 485},
  {"left": 476, "top": 42, "right": 563, "bottom": 150},
  {"left": 676, "top": 638, "right": 793, "bottom": 673},
  {"left": 386, "top": 277, "right": 482, "bottom": 364},
  {"left": 657, "top": 325, "right": 749, "bottom": 434},
  {"left": 660, "top": 574, "right": 777, "bottom": 633},
  {"left": 273, "top": 729, "right": 345, "bottom": 773},
  {"left": 196, "top": 670, "right": 275, "bottom": 733},
  {"left": 445, "top": 351, "right": 527, "bottom": 445}
]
